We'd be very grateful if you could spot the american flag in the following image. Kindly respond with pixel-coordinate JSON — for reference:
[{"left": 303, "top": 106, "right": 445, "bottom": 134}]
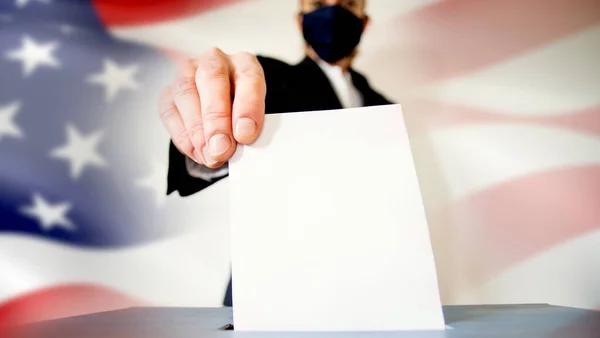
[
  {"left": 1, "top": 0, "right": 599, "bottom": 328},
  {"left": 0, "top": 0, "right": 234, "bottom": 326}
]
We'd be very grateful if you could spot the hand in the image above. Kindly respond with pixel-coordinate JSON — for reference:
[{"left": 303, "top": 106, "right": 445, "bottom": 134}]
[{"left": 159, "top": 48, "right": 266, "bottom": 168}]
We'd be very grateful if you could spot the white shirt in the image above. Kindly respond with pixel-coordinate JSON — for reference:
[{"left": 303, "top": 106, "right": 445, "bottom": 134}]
[
  {"left": 315, "top": 58, "right": 363, "bottom": 109},
  {"left": 186, "top": 58, "right": 363, "bottom": 179}
]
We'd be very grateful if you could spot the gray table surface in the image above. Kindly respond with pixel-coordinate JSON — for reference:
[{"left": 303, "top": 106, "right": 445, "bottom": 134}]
[{"left": 4, "top": 304, "right": 600, "bottom": 338}]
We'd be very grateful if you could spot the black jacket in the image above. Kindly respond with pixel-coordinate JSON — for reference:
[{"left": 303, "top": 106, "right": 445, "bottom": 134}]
[{"left": 165, "top": 55, "right": 392, "bottom": 306}]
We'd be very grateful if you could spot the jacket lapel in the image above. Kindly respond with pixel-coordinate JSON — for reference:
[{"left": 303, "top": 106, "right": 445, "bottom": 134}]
[
  {"left": 295, "top": 57, "right": 344, "bottom": 111},
  {"left": 349, "top": 69, "right": 389, "bottom": 107}
]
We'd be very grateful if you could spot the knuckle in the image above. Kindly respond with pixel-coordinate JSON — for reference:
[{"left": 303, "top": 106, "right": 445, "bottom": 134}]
[
  {"left": 202, "top": 106, "right": 230, "bottom": 122},
  {"left": 172, "top": 76, "right": 197, "bottom": 98},
  {"left": 176, "top": 58, "right": 196, "bottom": 77},
  {"left": 235, "top": 77, "right": 266, "bottom": 101},
  {"left": 158, "top": 105, "right": 178, "bottom": 121},
  {"left": 233, "top": 51, "right": 256, "bottom": 63},
  {"left": 232, "top": 52, "right": 263, "bottom": 78},
  {"left": 236, "top": 67, "right": 264, "bottom": 81},
  {"left": 158, "top": 89, "right": 176, "bottom": 120},
  {"left": 235, "top": 66, "right": 264, "bottom": 80},
  {"left": 181, "top": 57, "right": 196, "bottom": 69},
  {"left": 197, "top": 63, "right": 228, "bottom": 80},
  {"left": 202, "top": 47, "right": 224, "bottom": 58},
  {"left": 173, "top": 128, "right": 189, "bottom": 144},
  {"left": 185, "top": 117, "right": 205, "bottom": 138},
  {"left": 173, "top": 130, "right": 193, "bottom": 154},
  {"left": 197, "top": 49, "right": 229, "bottom": 80}
]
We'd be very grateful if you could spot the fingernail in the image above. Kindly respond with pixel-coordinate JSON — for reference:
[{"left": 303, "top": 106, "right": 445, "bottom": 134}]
[
  {"left": 235, "top": 118, "right": 257, "bottom": 138},
  {"left": 203, "top": 147, "right": 219, "bottom": 166},
  {"left": 208, "top": 134, "right": 231, "bottom": 156}
]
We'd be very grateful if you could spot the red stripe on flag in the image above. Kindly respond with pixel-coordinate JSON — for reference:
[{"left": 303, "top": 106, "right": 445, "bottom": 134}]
[
  {"left": 0, "top": 284, "right": 142, "bottom": 328},
  {"left": 92, "top": 0, "right": 246, "bottom": 27},
  {"left": 394, "top": 0, "right": 600, "bottom": 84},
  {"left": 434, "top": 165, "right": 600, "bottom": 289},
  {"left": 411, "top": 101, "right": 600, "bottom": 137}
]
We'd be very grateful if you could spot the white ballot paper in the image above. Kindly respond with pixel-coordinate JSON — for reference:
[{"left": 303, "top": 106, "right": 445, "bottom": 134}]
[{"left": 228, "top": 104, "right": 445, "bottom": 332}]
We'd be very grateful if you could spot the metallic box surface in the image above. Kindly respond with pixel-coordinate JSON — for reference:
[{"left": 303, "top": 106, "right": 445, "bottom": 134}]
[{"left": 6, "top": 304, "right": 600, "bottom": 338}]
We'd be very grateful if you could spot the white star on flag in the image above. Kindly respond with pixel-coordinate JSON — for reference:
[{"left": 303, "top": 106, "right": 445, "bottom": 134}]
[
  {"left": 4, "top": 35, "right": 60, "bottom": 77},
  {"left": 20, "top": 193, "right": 75, "bottom": 232},
  {"left": 50, "top": 123, "right": 107, "bottom": 180},
  {"left": 0, "top": 101, "right": 23, "bottom": 141},
  {"left": 15, "top": 0, "right": 51, "bottom": 9},
  {"left": 136, "top": 159, "right": 168, "bottom": 207},
  {"left": 87, "top": 59, "right": 140, "bottom": 102}
]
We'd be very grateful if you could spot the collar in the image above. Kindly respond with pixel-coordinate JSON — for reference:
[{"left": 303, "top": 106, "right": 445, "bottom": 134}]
[
  {"left": 314, "top": 57, "right": 349, "bottom": 72},
  {"left": 314, "top": 58, "right": 353, "bottom": 83}
]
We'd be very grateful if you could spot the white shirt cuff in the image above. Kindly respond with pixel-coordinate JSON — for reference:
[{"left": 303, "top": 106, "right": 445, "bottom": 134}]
[{"left": 185, "top": 156, "right": 229, "bottom": 181}]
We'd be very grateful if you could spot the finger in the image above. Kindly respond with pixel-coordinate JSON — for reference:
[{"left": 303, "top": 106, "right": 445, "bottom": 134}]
[
  {"left": 195, "top": 47, "right": 235, "bottom": 164},
  {"left": 158, "top": 85, "right": 200, "bottom": 163},
  {"left": 171, "top": 59, "right": 207, "bottom": 164},
  {"left": 230, "top": 52, "right": 266, "bottom": 144}
]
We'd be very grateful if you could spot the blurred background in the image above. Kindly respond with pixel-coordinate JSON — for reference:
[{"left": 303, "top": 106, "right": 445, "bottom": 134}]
[{"left": 1, "top": 0, "right": 599, "bottom": 326}]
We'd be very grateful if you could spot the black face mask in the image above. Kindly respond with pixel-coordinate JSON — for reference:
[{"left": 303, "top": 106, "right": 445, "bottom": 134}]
[{"left": 301, "top": 5, "right": 365, "bottom": 63}]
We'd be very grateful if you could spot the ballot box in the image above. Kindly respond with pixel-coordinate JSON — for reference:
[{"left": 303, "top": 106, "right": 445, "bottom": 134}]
[{"left": 6, "top": 304, "right": 600, "bottom": 338}]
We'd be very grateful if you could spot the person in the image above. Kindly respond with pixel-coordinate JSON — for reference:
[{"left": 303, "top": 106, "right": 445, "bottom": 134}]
[{"left": 158, "top": 0, "right": 392, "bottom": 306}]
